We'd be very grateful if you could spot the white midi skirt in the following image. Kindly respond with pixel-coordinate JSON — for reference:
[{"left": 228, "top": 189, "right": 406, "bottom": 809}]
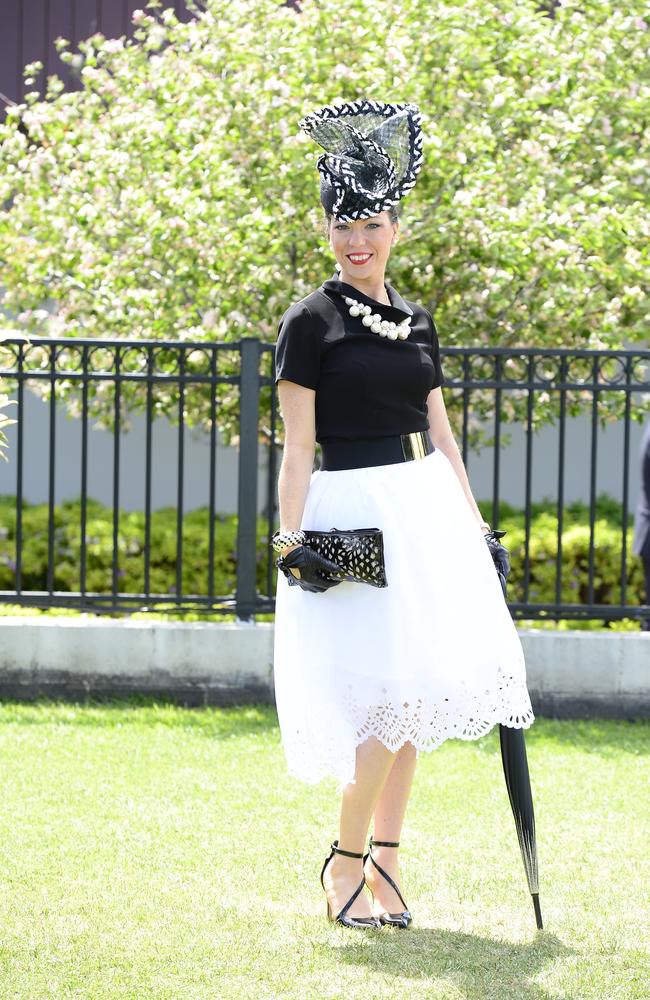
[{"left": 273, "top": 446, "right": 535, "bottom": 791}]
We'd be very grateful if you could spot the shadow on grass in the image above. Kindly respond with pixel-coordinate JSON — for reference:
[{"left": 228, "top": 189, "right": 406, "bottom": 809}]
[
  {"left": 330, "top": 927, "right": 574, "bottom": 998},
  {"left": 0, "top": 695, "right": 280, "bottom": 739},
  {"left": 462, "top": 716, "right": 650, "bottom": 758},
  {"left": 502, "top": 717, "right": 650, "bottom": 757}
]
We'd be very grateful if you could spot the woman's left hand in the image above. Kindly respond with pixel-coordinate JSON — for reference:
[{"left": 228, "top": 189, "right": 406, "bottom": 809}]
[{"left": 482, "top": 528, "right": 511, "bottom": 587}]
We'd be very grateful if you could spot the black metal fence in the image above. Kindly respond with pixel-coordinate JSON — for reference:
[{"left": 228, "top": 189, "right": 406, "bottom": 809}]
[{"left": 0, "top": 335, "right": 648, "bottom": 623}]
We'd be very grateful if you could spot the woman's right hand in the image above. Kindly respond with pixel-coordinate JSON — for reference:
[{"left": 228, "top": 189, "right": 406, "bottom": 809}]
[
  {"left": 276, "top": 544, "right": 343, "bottom": 593},
  {"left": 277, "top": 543, "right": 302, "bottom": 580}
]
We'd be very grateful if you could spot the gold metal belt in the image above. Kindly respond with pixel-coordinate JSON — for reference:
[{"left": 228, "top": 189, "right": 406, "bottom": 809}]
[{"left": 400, "top": 429, "right": 436, "bottom": 461}]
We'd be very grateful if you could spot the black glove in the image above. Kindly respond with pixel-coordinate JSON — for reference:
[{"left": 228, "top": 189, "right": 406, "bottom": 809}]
[
  {"left": 276, "top": 544, "right": 343, "bottom": 593},
  {"left": 483, "top": 528, "right": 511, "bottom": 594}
]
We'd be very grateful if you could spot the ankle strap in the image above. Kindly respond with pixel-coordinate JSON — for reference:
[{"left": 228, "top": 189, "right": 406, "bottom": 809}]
[
  {"left": 369, "top": 838, "right": 400, "bottom": 848},
  {"left": 331, "top": 840, "right": 364, "bottom": 859}
]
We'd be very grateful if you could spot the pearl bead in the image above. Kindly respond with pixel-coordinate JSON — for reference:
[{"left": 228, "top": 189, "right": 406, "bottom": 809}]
[{"left": 342, "top": 293, "right": 412, "bottom": 341}]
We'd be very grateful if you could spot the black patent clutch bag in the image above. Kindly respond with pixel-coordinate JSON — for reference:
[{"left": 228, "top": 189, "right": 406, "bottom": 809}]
[{"left": 283, "top": 527, "right": 388, "bottom": 588}]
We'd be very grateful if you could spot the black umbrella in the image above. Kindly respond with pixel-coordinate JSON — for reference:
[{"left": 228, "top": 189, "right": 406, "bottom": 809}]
[
  {"left": 499, "top": 724, "right": 543, "bottom": 929},
  {"left": 486, "top": 529, "right": 544, "bottom": 931}
]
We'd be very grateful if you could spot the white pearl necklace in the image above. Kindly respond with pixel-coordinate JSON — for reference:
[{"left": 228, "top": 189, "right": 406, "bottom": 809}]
[{"left": 343, "top": 295, "right": 412, "bottom": 340}]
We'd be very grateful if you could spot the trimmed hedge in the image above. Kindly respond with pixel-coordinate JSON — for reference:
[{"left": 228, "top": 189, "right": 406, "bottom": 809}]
[
  {"left": 488, "top": 495, "right": 645, "bottom": 613},
  {"left": 0, "top": 496, "right": 268, "bottom": 598}
]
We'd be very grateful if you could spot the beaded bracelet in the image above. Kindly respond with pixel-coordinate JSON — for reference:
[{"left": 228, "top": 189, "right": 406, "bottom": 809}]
[{"left": 272, "top": 528, "right": 307, "bottom": 553}]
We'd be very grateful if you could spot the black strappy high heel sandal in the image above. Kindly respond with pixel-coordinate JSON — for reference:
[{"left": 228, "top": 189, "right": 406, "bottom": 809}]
[
  {"left": 363, "top": 837, "right": 412, "bottom": 929},
  {"left": 321, "top": 840, "right": 382, "bottom": 929}
]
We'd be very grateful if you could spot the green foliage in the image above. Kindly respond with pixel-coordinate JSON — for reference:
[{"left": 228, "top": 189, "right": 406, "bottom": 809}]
[
  {"left": 0, "top": 494, "right": 272, "bottom": 601},
  {"left": 0, "top": 0, "right": 648, "bottom": 445},
  {"left": 0, "top": 391, "right": 17, "bottom": 463},
  {"left": 495, "top": 494, "right": 646, "bottom": 612},
  {"left": 0, "top": 335, "right": 18, "bottom": 461}
]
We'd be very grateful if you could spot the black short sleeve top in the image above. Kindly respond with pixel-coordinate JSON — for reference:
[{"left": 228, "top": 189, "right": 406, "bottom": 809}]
[{"left": 274, "top": 272, "right": 445, "bottom": 443}]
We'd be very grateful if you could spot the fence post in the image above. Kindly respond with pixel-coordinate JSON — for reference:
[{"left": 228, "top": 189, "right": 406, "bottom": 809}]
[{"left": 236, "top": 338, "right": 261, "bottom": 621}]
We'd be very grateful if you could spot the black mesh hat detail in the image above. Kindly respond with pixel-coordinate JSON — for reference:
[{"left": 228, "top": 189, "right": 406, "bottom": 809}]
[{"left": 299, "top": 98, "right": 424, "bottom": 221}]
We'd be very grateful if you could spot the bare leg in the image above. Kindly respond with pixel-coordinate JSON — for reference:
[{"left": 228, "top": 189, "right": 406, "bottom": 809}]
[
  {"left": 364, "top": 740, "right": 418, "bottom": 915},
  {"left": 322, "top": 735, "right": 396, "bottom": 920}
]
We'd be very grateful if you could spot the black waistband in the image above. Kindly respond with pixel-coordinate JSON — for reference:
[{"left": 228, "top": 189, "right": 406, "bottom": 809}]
[{"left": 319, "top": 430, "right": 436, "bottom": 471}]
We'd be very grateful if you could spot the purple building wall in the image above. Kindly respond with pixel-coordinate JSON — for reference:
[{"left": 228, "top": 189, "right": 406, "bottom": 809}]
[{"left": 0, "top": 0, "right": 193, "bottom": 109}]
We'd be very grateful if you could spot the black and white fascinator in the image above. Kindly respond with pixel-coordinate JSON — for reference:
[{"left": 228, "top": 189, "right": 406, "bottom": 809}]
[{"left": 299, "top": 99, "right": 424, "bottom": 221}]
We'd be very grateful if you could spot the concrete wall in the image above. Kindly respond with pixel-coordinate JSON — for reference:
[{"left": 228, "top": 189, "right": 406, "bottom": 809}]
[
  {"left": 0, "top": 387, "right": 274, "bottom": 516},
  {"left": 0, "top": 617, "right": 648, "bottom": 718}
]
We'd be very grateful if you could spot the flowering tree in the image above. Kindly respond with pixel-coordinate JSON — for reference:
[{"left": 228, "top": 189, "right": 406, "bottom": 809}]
[
  {"left": 0, "top": 0, "right": 647, "bottom": 445},
  {"left": 0, "top": 393, "right": 17, "bottom": 462}
]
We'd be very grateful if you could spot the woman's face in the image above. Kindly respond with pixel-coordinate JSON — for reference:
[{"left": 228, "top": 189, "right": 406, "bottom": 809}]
[{"left": 328, "top": 210, "right": 398, "bottom": 284}]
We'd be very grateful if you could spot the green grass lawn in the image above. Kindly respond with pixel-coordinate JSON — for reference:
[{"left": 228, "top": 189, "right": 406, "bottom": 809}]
[{"left": 0, "top": 703, "right": 647, "bottom": 1000}]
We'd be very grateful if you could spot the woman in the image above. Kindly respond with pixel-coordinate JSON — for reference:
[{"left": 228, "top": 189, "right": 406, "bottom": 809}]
[{"left": 272, "top": 100, "right": 535, "bottom": 930}]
